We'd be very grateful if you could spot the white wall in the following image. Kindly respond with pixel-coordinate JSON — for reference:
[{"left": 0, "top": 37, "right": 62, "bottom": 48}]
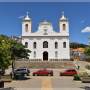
[
  {"left": 22, "top": 21, "right": 32, "bottom": 36},
  {"left": 22, "top": 36, "right": 70, "bottom": 60},
  {"left": 21, "top": 16, "right": 70, "bottom": 60}
]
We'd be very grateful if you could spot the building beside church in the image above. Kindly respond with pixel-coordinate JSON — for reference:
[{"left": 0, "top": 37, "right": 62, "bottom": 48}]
[{"left": 21, "top": 12, "right": 70, "bottom": 61}]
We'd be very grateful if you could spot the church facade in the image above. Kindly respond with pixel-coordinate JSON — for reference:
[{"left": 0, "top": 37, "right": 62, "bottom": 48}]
[{"left": 21, "top": 13, "right": 70, "bottom": 61}]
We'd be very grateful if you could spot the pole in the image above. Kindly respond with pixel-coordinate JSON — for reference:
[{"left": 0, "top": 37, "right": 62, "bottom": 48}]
[{"left": 11, "top": 46, "right": 15, "bottom": 79}]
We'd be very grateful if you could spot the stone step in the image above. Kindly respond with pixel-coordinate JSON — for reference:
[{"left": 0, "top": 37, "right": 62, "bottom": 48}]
[{"left": 15, "top": 60, "right": 75, "bottom": 69}]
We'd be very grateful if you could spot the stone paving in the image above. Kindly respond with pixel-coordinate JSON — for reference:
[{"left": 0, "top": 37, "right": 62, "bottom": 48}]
[
  {"left": 5, "top": 76, "right": 90, "bottom": 90},
  {"left": 4, "top": 61, "right": 90, "bottom": 90},
  {"left": 4, "top": 69, "right": 90, "bottom": 90}
]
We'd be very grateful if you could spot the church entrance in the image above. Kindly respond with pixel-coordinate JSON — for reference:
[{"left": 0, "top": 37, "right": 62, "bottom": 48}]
[{"left": 43, "top": 51, "right": 48, "bottom": 61}]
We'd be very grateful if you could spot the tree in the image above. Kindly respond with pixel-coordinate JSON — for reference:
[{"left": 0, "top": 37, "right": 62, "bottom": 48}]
[
  {"left": 0, "top": 35, "right": 31, "bottom": 70},
  {"left": 10, "top": 40, "right": 31, "bottom": 60},
  {"left": 84, "top": 46, "right": 90, "bottom": 62},
  {"left": 0, "top": 35, "right": 11, "bottom": 69},
  {"left": 10, "top": 40, "right": 31, "bottom": 78},
  {"left": 84, "top": 46, "right": 90, "bottom": 56}
]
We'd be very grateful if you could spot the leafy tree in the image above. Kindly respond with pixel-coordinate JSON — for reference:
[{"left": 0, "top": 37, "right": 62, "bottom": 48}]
[
  {"left": 10, "top": 40, "right": 31, "bottom": 59},
  {"left": 0, "top": 35, "right": 11, "bottom": 69},
  {"left": 0, "top": 35, "right": 31, "bottom": 70},
  {"left": 84, "top": 46, "right": 90, "bottom": 56},
  {"left": 84, "top": 46, "right": 90, "bottom": 62}
]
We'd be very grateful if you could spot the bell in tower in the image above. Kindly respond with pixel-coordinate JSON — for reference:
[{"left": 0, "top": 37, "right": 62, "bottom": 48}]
[
  {"left": 59, "top": 12, "right": 69, "bottom": 34},
  {"left": 22, "top": 12, "right": 32, "bottom": 36}
]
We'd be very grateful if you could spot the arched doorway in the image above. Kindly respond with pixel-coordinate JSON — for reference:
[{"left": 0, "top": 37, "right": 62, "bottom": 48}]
[{"left": 43, "top": 51, "right": 48, "bottom": 61}]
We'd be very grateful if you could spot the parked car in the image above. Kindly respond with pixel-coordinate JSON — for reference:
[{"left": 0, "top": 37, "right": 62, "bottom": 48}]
[
  {"left": 11, "top": 67, "right": 30, "bottom": 76},
  {"left": 33, "top": 69, "right": 53, "bottom": 76},
  {"left": 60, "top": 69, "right": 77, "bottom": 76}
]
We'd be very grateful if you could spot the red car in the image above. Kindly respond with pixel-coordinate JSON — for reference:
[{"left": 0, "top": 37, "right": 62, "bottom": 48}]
[
  {"left": 60, "top": 69, "right": 77, "bottom": 76},
  {"left": 33, "top": 69, "right": 53, "bottom": 76}
]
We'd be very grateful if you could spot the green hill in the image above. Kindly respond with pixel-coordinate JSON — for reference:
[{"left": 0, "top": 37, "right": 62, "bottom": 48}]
[{"left": 70, "top": 42, "right": 88, "bottom": 49}]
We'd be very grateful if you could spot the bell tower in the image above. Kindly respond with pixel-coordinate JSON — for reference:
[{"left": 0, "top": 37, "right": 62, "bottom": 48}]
[
  {"left": 59, "top": 12, "right": 69, "bottom": 34},
  {"left": 22, "top": 12, "right": 32, "bottom": 36}
]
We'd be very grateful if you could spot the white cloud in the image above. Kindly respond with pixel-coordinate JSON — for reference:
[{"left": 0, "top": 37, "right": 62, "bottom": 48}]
[
  {"left": 18, "top": 16, "right": 24, "bottom": 19},
  {"left": 81, "top": 27, "right": 90, "bottom": 33}
]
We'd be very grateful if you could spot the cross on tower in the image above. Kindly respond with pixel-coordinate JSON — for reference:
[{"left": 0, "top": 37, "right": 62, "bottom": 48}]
[
  {"left": 62, "top": 11, "right": 64, "bottom": 16},
  {"left": 26, "top": 11, "right": 29, "bottom": 16}
]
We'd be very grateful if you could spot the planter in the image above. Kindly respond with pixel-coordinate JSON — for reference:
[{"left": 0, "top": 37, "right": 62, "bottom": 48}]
[
  {"left": 73, "top": 74, "right": 81, "bottom": 81},
  {"left": 1, "top": 75, "right": 12, "bottom": 82}
]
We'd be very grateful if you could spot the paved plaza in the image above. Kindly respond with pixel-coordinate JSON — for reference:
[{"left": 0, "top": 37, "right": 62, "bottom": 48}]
[{"left": 4, "top": 69, "right": 90, "bottom": 90}]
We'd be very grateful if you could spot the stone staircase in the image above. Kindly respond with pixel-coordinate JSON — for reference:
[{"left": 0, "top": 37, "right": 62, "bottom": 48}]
[{"left": 15, "top": 60, "right": 75, "bottom": 69}]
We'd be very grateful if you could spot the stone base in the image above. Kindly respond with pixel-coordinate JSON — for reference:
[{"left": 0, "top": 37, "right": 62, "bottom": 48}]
[{"left": 15, "top": 59, "right": 74, "bottom": 69}]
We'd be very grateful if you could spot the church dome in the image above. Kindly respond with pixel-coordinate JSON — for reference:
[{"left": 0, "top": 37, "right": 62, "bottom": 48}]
[
  {"left": 38, "top": 20, "right": 53, "bottom": 32},
  {"left": 40, "top": 20, "right": 51, "bottom": 25}
]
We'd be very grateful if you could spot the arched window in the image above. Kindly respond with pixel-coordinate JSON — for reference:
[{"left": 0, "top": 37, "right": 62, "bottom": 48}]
[
  {"left": 25, "top": 24, "right": 28, "bottom": 32},
  {"left": 63, "top": 24, "right": 66, "bottom": 31},
  {"left": 55, "top": 51, "right": 58, "bottom": 58},
  {"left": 25, "top": 42, "right": 28, "bottom": 48},
  {"left": 43, "top": 41, "right": 48, "bottom": 48},
  {"left": 33, "top": 42, "right": 36, "bottom": 49},
  {"left": 55, "top": 42, "right": 58, "bottom": 49},
  {"left": 63, "top": 42, "right": 66, "bottom": 48},
  {"left": 34, "top": 51, "right": 36, "bottom": 58}
]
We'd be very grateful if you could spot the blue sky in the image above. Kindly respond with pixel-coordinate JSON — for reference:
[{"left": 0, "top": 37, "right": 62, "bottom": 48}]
[
  {"left": 0, "top": 0, "right": 90, "bottom": 2},
  {"left": 0, "top": 2, "right": 90, "bottom": 44}
]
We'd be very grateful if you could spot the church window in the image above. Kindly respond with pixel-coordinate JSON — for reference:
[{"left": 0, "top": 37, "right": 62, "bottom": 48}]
[
  {"left": 25, "top": 42, "right": 28, "bottom": 48},
  {"left": 63, "top": 24, "right": 66, "bottom": 31},
  {"left": 63, "top": 42, "right": 66, "bottom": 48},
  {"left": 33, "top": 42, "right": 36, "bottom": 49},
  {"left": 55, "top": 42, "right": 58, "bottom": 49},
  {"left": 34, "top": 51, "right": 36, "bottom": 58},
  {"left": 25, "top": 24, "right": 28, "bottom": 32},
  {"left": 55, "top": 51, "right": 58, "bottom": 58},
  {"left": 43, "top": 41, "right": 48, "bottom": 48}
]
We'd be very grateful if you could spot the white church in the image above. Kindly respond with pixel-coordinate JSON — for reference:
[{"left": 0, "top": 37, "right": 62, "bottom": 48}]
[{"left": 21, "top": 12, "right": 70, "bottom": 61}]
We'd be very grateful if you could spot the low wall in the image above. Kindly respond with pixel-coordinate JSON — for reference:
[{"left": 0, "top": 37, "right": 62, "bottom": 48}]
[{"left": 14, "top": 59, "right": 75, "bottom": 69}]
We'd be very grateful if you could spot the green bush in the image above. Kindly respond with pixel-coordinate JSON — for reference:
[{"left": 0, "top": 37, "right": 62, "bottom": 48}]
[
  {"left": 73, "top": 74, "right": 81, "bottom": 81},
  {"left": 79, "top": 72, "right": 88, "bottom": 77}
]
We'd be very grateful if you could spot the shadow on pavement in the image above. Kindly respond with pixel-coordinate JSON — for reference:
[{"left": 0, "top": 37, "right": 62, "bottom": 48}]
[
  {"left": 0, "top": 87, "right": 14, "bottom": 90},
  {"left": 80, "top": 86, "right": 90, "bottom": 90},
  {"left": 14, "top": 76, "right": 31, "bottom": 80}
]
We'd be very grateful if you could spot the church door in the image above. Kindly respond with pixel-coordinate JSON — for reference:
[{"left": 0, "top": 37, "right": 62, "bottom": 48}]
[{"left": 43, "top": 51, "right": 48, "bottom": 61}]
